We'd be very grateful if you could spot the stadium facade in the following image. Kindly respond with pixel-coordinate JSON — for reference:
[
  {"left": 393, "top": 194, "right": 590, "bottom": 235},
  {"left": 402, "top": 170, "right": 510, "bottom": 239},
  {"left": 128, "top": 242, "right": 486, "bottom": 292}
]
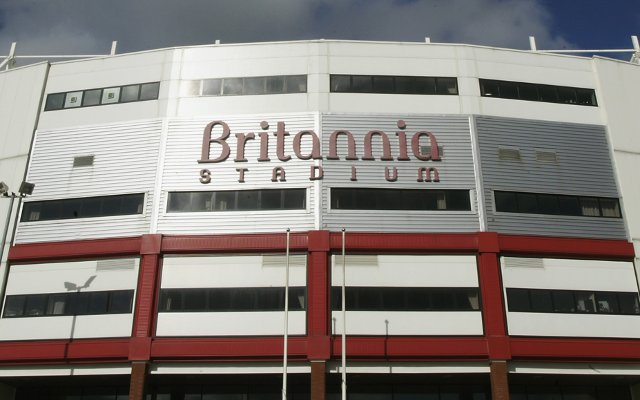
[{"left": 0, "top": 39, "right": 640, "bottom": 400}]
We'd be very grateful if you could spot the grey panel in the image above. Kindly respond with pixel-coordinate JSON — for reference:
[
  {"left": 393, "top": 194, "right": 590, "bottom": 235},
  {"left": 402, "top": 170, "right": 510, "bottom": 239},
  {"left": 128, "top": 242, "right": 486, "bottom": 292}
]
[
  {"left": 476, "top": 115, "right": 626, "bottom": 239},
  {"left": 321, "top": 113, "right": 480, "bottom": 233}
]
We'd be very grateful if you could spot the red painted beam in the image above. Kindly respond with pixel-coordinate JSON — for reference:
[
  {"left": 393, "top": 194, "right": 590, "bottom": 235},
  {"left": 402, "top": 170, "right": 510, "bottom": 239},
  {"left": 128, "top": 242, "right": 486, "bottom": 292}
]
[
  {"left": 0, "top": 339, "right": 129, "bottom": 363},
  {"left": 150, "top": 337, "right": 308, "bottom": 360},
  {"left": 329, "top": 337, "right": 489, "bottom": 360},
  {"left": 8, "top": 236, "right": 142, "bottom": 263},
  {"left": 498, "top": 235, "right": 635, "bottom": 260},
  {"left": 161, "top": 233, "right": 309, "bottom": 253},
  {"left": 328, "top": 233, "right": 479, "bottom": 252},
  {"left": 510, "top": 337, "right": 640, "bottom": 362}
]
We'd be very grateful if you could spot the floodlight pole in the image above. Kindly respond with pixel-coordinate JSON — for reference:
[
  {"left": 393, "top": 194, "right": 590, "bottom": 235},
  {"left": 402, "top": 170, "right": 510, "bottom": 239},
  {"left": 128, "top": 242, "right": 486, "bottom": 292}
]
[{"left": 282, "top": 228, "right": 291, "bottom": 400}]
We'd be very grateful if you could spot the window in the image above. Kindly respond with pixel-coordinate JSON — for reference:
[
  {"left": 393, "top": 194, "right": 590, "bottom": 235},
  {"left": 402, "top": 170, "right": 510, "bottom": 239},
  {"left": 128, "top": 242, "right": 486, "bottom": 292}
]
[
  {"left": 167, "top": 189, "right": 306, "bottom": 213},
  {"left": 21, "top": 194, "right": 145, "bottom": 222},
  {"left": 494, "top": 191, "right": 621, "bottom": 218},
  {"left": 331, "top": 188, "right": 471, "bottom": 211},
  {"left": 44, "top": 82, "right": 160, "bottom": 111},
  {"left": 181, "top": 75, "right": 307, "bottom": 97},
  {"left": 330, "top": 287, "right": 481, "bottom": 311},
  {"left": 506, "top": 288, "right": 640, "bottom": 315},
  {"left": 158, "top": 287, "right": 306, "bottom": 312},
  {"left": 479, "top": 79, "right": 597, "bottom": 106},
  {"left": 2, "top": 290, "right": 134, "bottom": 318},
  {"left": 330, "top": 75, "right": 458, "bottom": 95}
]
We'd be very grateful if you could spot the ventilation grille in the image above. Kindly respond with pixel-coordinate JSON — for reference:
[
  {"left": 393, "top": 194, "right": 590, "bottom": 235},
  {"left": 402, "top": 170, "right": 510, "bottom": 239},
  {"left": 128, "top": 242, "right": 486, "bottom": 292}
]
[
  {"left": 334, "top": 255, "right": 379, "bottom": 268},
  {"left": 535, "top": 150, "right": 558, "bottom": 163},
  {"left": 420, "top": 146, "right": 444, "bottom": 157},
  {"left": 498, "top": 148, "right": 521, "bottom": 160},
  {"left": 503, "top": 257, "right": 544, "bottom": 269},
  {"left": 96, "top": 258, "right": 136, "bottom": 271},
  {"left": 73, "top": 155, "right": 94, "bottom": 167},
  {"left": 262, "top": 254, "right": 307, "bottom": 268}
]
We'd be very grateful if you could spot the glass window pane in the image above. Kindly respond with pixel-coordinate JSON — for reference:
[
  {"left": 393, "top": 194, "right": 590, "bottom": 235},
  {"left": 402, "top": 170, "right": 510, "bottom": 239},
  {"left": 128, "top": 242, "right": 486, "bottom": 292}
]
[
  {"left": 82, "top": 89, "right": 102, "bottom": 106},
  {"left": 557, "top": 86, "right": 577, "bottom": 104},
  {"left": 192, "top": 192, "right": 214, "bottom": 211},
  {"left": 518, "top": 83, "right": 539, "bottom": 101},
  {"left": 558, "top": 195, "right": 581, "bottom": 216},
  {"left": 238, "top": 190, "right": 259, "bottom": 210},
  {"left": 285, "top": 75, "right": 307, "bottom": 93},
  {"left": 331, "top": 188, "right": 353, "bottom": 209},
  {"left": 618, "top": 293, "right": 640, "bottom": 315},
  {"left": 537, "top": 194, "right": 559, "bottom": 215},
  {"left": 3, "top": 296, "right": 25, "bottom": 317},
  {"left": 527, "top": 386, "right": 562, "bottom": 400},
  {"left": 372, "top": 76, "right": 394, "bottom": 93},
  {"left": 80, "top": 197, "right": 102, "bottom": 218},
  {"left": 120, "top": 85, "right": 140, "bottom": 102},
  {"left": 184, "top": 289, "right": 207, "bottom": 311},
  {"left": 89, "top": 292, "right": 109, "bottom": 314},
  {"left": 261, "top": 190, "right": 282, "bottom": 210},
  {"left": 109, "top": 290, "right": 133, "bottom": 313},
  {"left": 530, "top": 290, "right": 553, "bottom": 312},
  {"left": 215, "top": 191, "right": 236, "bottom": 210},
  {"left": 265, "top": 76, "right": 285, "bottom": 94},
  {"left": 576, "top": 88, "right": 597, "bottom": 106},
  {"left": 243, "top": 77, "right": 265, "bottom": 95},
  {"left": 61, "top": 199, "right": 82, "bottom": 219},
  {"left": 455, "top": 289, "right": 479, "bottom": 311},
  {"left": 580, "top": 197, "right": 600, "bottom": 216},
  {"left": 575, "top": 291, "right": 597, "bottom": 313},
  {"left": 223, "top": 78, "right": 243, "bottom": 95},
  {"left": 516, "top": 193, "right": 538, "bottom": 213},
  {"left": 180, "top": 80, "right": 201, "bottom": 96},
  {"left": 330, "top": 75, "right": 351, "bottom": 92},
  {"left": 257, "top": 288, "right": 282, "bottom": 310},
  {"left": 25, "top": 295, "right": 47, "bottom": 316},
  {"left": 46, "top": 294, "right": 67, "bottom": 315},
  {"left": 495, "top": 192, "right": 517, "bottom": 212},
  {"left": 446, "top": 190, "right": 471, "bottom": 211},
  {"left": 123, "top": 194, "right": 144, "bottom": 214},
  {"left": 67, "top": 292, "right": 90, "bottom": 315},
  {"left": 480, "top": 80, "right": 499, "bottom": 97},
  {"left": 595, "top": 292, "right": 618, "bottom": 314},
  {"left": 437, "top": 78, "right": 458, "bottom": 94},
  {"left": 41, "top": 200, "right": 63, "bottom": 220},
  {"left": 552, "top": 290, "right": 575, "bottom": 312},
  {"left": 101, "top": 87, "right": 121, "bottom": 104},
  {"left": 357, "top": 288, "right": 381, "bottom": 310},
  {"left": 64, "top": 91, "right": 83, "bottom": 108},
  {"left": 538, "top": 84, "right": 558, "bottom": 102},
  {"left": 431, "top": 290, "right": 455, "bottom": 310},
  {"left": 45, "top": 93, "right": 65, "bottom": 110},
  {"left": 395, "top": 77, "right": 415, "bottom": 94},
  {"left": 101, "top": 196, "right": 124, "bottom": 216},
  {"left": 159, "top": 290, "right": 183, "bottom": 311},
  {"left": 599, "top": 198, "right": 621, "bottom": 217},
  {"left": 203, "top": 79, "right": 222, "bottom": 95},
  {"left": 140, "top": 82, "right": 160, "bottom": 100},
  {"left": 507, "top": 289, "right": 530, "bottom": 312},
  {"left": 21, "top": 202, "right": 42, "bottom": 222},
  {"left": 209, "top": 289, "right": 231, "bottom": 311},
  {"left": 407, "top": 288, "right": 430, "bottom": 310},
  {"left": 352, "top": 76, "right": 372, "bottom": 93},
  {"left": 289, "top": 287, "right": 306, "bottom": 310},
  {"left": 415, "top": 77, "right": 436, "bottom": 94},
  {"left": 375, "top": 189, "right": 402, "bottom": 210},
  {"left": 230, "top": 288, "right": 255, "bottom": 311},
  {"left": 354, "top": 189, "right": 377, "bottom": 210},
  {"left": 382, "top": 288, "right": 406, "bottom": 310},
  {"left": 499, "top": 81, "right": 519, "bottom": 99}
]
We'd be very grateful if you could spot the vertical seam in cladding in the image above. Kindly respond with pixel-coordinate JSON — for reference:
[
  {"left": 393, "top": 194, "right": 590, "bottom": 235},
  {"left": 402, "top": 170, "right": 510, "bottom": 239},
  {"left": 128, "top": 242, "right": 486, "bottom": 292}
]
[
  {"left": 150, "top": 118, "right": 170, "bottom": 234},
  {"left": 469, "top": 115, "right": 487, "bottom": 231}
]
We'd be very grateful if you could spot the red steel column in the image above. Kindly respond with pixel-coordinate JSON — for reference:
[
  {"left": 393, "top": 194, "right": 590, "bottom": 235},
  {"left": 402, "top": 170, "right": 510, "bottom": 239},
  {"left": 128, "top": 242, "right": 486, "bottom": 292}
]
[
  {"left": 478, "top": 232, "right": 510, "bottom": 398},
  {"left": 129, "top": 234, "right": 162, "bottom": 399},
  {"left": 307, "top": 230, "right": 330, "bottom": 400}
]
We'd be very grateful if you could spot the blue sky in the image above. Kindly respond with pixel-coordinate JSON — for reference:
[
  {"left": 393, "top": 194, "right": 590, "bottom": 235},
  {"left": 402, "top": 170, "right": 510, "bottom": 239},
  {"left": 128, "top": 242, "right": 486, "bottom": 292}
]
[{"left": 0, "top": 0, "right": 638, "bottom": 63}]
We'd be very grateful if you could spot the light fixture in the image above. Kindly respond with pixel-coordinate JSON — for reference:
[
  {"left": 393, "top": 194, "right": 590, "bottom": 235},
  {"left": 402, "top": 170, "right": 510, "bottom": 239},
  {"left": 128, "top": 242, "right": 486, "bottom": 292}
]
[
  {"left": 18, "top": 181, "right": 34, "bottom": 196},
  {"left": 0, "top": 182, "right": 8, "bottom": 195}
]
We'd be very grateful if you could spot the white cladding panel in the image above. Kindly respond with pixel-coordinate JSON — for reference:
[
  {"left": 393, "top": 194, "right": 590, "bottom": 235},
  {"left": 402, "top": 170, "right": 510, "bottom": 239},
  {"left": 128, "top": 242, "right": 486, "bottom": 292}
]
[
  {"left": 155, "top": 312, "right": 306, "bottom": 337},
  {"left": 0, "top": 314, "right": 134, "bottom": 341},
  {"left": 156, "top": 114, "right": 318, "bottom": 234},
  {"left": 321, "top": 114, "right": 480, "bottom": 232},
  {"left": 5, "top": 258, "right": 140, "bottom": 295},
  {"left": 500, "top": 257, "right": 638, "bottom": 292},
  {"left": 331, "top": 255, "right": 479, "bottom": 287},
  {"left": 161, "top": 255, "right": 307, "bottom": 288},
  {"left": 15, "top": 120, "right": 162, "bottom": 243},
  {"left": 505, "top": 313, "right": 640, "bottom": 339},
  {"left": 330, "top": 311, "right": 483, "bottom": 336}
]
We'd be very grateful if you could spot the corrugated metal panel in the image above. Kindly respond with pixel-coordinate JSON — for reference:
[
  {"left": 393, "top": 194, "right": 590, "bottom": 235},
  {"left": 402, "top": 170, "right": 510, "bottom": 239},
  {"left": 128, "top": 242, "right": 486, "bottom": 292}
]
[
  {"left": 15, "top": 119, "right": 162, "bottom": 244},
  {"left": 321, "top": 113, "right": 480, "bottom": 233},
  {"left": 476, "top": 115, "right": 626, "bottom": 239},
  {"left": 156, "top": 113, "right": 318, "bottom": 235}
]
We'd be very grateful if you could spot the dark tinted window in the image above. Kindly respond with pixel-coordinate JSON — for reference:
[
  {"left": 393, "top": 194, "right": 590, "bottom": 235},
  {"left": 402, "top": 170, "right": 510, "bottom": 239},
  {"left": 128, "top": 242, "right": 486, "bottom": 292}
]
[
  {"left": 552, "top": 291, "right": 574, "bottom": 312},
  {"left": 530, "top": 290, "right": 553, "bottom": 312},
  {"left": 507, "top": 288, "right": 640, "bottom": 316},
  {"left": 330, "top": 75, "right": 457, "bottom": 95},
  {"left": 480, "top": 79, "right": 596, "bottom": 106},
  {"left": 45, "top": 93, "right": 65, "bottom": 110},
  {"left": 167, "top": 189, "right": 306, "bottom": 212},
  {"left": 506, "top": 289, "right": 530, "bottom": 312},
  {"left": 120, "top": 85, "right": 140, "bottom": 102},
  {"left": 21, "top": 194, "right": 144, "bottom": 222},
  {"left": 499, "top": 81, "right": 519, "bottom": 99},
  {"left": 331, "top": 287, "right": 480, "bottom": 312},
  {"left": 3, "top": 296, "right": 25, "bottom": 317},
  {"left": 352, "top": 76, "right": 373, "bottom": 93},
  {"left": 331, "top": 75, "right": 351, "bottom": 92},
  {"left": 140, "top": 82, "right": 160, "bottom": 100},
  {"left": 495, "top": 191, "right": 621, "bottom": 219},
  {"left": 82, "top": 89, "right": 102, "bottom": 106},
  {"left": 331, "top": 189, "right": 470, "bottom": 211},
  {"left": 89, "top": 292, "right": 109, "bottom": 314},
  {"left": 183, "top": 289, "right": 207, "bottom": 311},
  {"left": 109, "top": 290, "right": 134, "bottom": 313}
]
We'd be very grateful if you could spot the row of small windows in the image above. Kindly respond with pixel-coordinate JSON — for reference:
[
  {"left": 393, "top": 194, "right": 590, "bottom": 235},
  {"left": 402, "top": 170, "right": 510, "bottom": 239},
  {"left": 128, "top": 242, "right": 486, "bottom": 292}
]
[
  {"left": 494, "top": 191, "right": 622, "bottom": 218},
  {"left": 480, "top": 79, "right": 597, "bottom": 106},
  {"left": 180, "top": 75, "right": 307, "bottom": 97},
  {"left": 44, "top": 82, "right": 160, "bottom": 111},
  {"left": 330, "top": 75, "right": 458, "bottom": 95},
  {"left": 331, "top": 188, "right": 471, "bottom": 211},
  {"left": 330, "top": 287, "right": 481, "bottom": 312},
  {"left": 167, "top": 189, "right": 306, "bottom": 213},
  {"left": 3, "top": 290, "right": 134, "bottom": 318},
  {"left": 510, "top": 385, "right": 631, "bottom": 400},
  {"left": 506, "top": 288, "right": 640, "bottom": 315},
  {"left": 158, "top": 287, "right": 306, "bottom": 312},
  {"left": 21, "top": 194, "right": 145, "bottom": 222}
]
